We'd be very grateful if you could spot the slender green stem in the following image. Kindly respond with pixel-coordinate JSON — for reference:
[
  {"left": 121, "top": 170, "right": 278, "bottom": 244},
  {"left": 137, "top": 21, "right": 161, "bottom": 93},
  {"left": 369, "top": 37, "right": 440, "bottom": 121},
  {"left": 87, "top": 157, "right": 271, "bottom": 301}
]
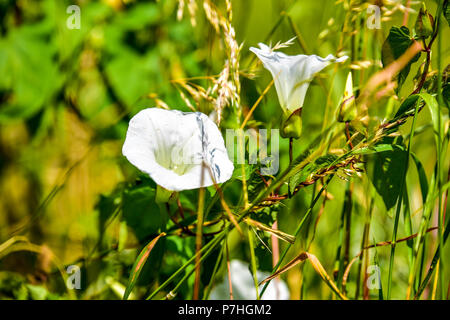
[
  {"left": 335, "top": 182, "right": 350, "bottom": 292},
  {"left": 193, "top": 168, "right": 206, "bottom": 299},
  {"left": 355, "top": 194, "right": 374, "bottom": 299},
  {"left": 407, "top": 170, "right": 436, "bottom": 298},
  {"left": 165, "top": 267, "right": 196, "bottom": 300},
  {"left": 247, "top": 226, "right": 260, "bottom": 300},
  {"left": 402, "top": 186, "right": 414, "bottom": 268},
  {"left": 407, "top": 1, "right": 446, "bottom": 299},
  {"left": 146, "top": 232, "right": 226, "bottom": 300},
  {"left": 260, "top": 175, "right": 334, "bottom": 297},
  {"left": 345, "top": 184, "right": 354, "bottom": 286},
  {"left": 436, "top": 0, "right": 445, "bottom": 299},
  {"left": 202, "top": 240, "right": 225, "bottom": 300},
  {"left": 386, "top": 193, "right": 403, "bottom": 299},
  {"left": 387, "top": 97, "right": 420, "bottom": 299},
  {"left": 415, "top": 219, "right": 450, "bottom": 299}
]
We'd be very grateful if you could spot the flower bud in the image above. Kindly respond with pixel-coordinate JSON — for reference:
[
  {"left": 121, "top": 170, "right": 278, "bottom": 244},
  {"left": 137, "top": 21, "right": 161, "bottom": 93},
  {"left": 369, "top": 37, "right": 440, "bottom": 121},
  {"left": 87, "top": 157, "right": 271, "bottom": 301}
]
[
  {"left": 337, "top": 72, "right": 356, "bottom": 122},
  {"left": 415, "top": 3, "right": 434, "bottom": 39}
]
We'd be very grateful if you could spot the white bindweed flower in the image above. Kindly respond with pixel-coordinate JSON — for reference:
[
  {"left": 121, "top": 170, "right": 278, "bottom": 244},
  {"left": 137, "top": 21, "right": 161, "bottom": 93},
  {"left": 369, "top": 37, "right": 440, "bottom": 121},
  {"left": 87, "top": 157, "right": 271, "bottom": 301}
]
[
  {"left": 250, "top": 43, "right": 348, "bottom": 114},
  {"left": 122, "top": 108, "right": 234, "bottom": 192},
  {"left": 210, "top": 260, "right": 290, "bottom": 300}
]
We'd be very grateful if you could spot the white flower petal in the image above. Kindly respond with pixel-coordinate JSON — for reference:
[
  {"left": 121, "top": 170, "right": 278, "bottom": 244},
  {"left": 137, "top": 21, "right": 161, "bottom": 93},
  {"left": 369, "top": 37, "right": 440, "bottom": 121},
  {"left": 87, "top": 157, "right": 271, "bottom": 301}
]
[
  {"left": 122, "top": 108, "right": 234, "bottom": 192},
  {"left": 210, "top": 260, "right": 290, "bottom": 300},
  {"left": 250, "top": 43, "right": 348, "bottom": 113}
]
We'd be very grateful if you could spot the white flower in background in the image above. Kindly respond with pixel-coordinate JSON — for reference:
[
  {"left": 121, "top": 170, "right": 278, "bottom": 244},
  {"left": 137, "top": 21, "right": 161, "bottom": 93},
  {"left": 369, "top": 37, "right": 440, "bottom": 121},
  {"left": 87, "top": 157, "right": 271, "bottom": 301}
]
[
  {"left": 122, "top": 108, "right": 234, "bottom": 192},
  {"left": 210, "top": 260, "right": 290, "bottom": 300},
  {"left": 250, "top": 43, "right": 348, "bottom": 114}
]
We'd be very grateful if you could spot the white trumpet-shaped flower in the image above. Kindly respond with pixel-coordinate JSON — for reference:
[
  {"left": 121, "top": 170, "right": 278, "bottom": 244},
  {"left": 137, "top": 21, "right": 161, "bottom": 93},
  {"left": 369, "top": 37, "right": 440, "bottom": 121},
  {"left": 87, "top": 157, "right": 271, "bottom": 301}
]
[
  {"left": 122, "top": 108, "right": 234, "bottom": 192},
  {"left": 210, "top": 260, "right": 290, "bottom": 300},
  {"left": 250, "top": 43, "right": 348, "bottom": 113}
]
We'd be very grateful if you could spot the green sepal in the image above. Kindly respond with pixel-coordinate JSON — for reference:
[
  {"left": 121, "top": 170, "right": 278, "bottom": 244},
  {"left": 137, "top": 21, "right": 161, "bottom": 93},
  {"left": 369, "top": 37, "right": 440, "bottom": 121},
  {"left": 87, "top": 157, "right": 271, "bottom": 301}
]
[
  {"left": 155, "top": 185, "right": 174, "bottom": 204},
  {"left": 281, "top": 109, "right": 302, "bottom": 139}
]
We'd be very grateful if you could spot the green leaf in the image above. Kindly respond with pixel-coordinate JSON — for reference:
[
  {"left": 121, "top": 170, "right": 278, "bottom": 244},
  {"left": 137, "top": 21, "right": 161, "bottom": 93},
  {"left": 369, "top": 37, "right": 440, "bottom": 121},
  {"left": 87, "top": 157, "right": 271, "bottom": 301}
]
[
  {"left": 26, "top": 284, "right": 49, "bottom": 300},
  {"left": 123, "top": 232, "right": 166, "bottom": 300},
  {"left": 96, "top": 190, "right": 121, "bottom": 231},
  {"left": 122, "top": 179, "right": 167, "bottom": 242},
  {"left": 200, "top": 245, "right": 222, "bottom": 287},
  {"left": 288, "top": 154, "right": 338, "bottom": 191},
  {"left": 352, "top": 143, "right": 405, "bottom": 156},
  {"left": 248, "top": 168, "right": 270, "bottom": 202},
  {"left": 0, "top": 272, "right": 28, "bottom": 300},
  {"left": 95, "top": 188, "right": 122, "bottom": 249},
  {"left": 117, "top": 3, "right": 160, "bottom": 30},
  {"left": 0, "top": 27, "right": 61, "bottom": 122},
  {"left": 104, "top": 52, "right": 154, "bottom": 109},
  {"left": 381, "top": 26, "right": 421, "bottom": 90},
  {"left": 366, "top": 144, "right": 408, "bottom": 211},
  {"left": 394, "top": 94, "right": 420, "bottom": 118},
  {"left": 231, "top": 163, "right": 255, "bottom": 181},
  {"left": 410, "top": 152, "right": 429, "bottom": 205},
  {"left": 418, "top": 93, "right": 443, "bottom": 152},
  {"left": 444, "top": 0, "right": 450, "bottom": 27}
]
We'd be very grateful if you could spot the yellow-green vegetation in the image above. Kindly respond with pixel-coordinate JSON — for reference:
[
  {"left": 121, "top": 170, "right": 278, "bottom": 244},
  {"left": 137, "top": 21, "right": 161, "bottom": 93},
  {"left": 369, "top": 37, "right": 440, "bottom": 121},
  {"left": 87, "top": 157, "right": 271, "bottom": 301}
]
[{"left": 0, "top": 0, "right": 449, "bottom": 300}]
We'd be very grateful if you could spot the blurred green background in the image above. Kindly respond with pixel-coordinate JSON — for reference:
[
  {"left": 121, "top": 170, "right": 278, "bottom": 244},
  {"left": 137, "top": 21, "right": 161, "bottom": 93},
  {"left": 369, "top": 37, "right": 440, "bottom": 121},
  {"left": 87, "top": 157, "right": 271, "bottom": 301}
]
[{"left": 0, "top": 0, "right": 449, "bottom": 299}]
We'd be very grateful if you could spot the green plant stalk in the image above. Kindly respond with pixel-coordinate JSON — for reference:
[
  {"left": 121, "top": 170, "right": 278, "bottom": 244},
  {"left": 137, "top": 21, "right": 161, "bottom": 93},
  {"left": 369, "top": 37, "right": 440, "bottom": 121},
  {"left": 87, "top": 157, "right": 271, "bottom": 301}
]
[
  {"left": 415, "top": 219, "right": 450, "bottom": 299},
  {"left": 169, "top": 237, "right": 226, "bottom": 300},
  {"left": 387, "top": 99, "right": 420, "bottom": 299},
  {"left": 300, "top": 182, "right": 317, "bottom": 299},
  {"left": 355, "top": 194, "right": 374, "bottom": 299},
  {"left": 193, "top": 178, "right": 206, "bottom": 299},
  {"left": 402, "top": 185, "right": 417, "bottom": 294},
  {"left": 373, "top": 247, "right": 384, "bottom": 300},
  {"left": 239, "top": 130, "right": 249, "bottom": 209},
  {"left": 246, "top": 14, "right": 285, "bottom": 69},
  {"left": 305, "top": 182, "right": 319, "bottom": 249},
  {"left": 406, "top": 93, "right": 450, "bottom": 297},
  {"left": 407, "top": 170, "right": 436, "bottom": 298},
  {"left": 166, "top": 267, "right": 196, "bottom": 300},
  {"left": 416, "top": 237, "right": 427, "bottom": 293},
  {"left": 386, "top": 192, "right": 403, "bottom": 299},
  {"left": 341, "top": 182, "right": 354, "bottom": 294},
  {"left": 168, "top": 240, "right": 226, "bottom": 300},
  {"left": 260, "top": 175, "right": 334, "bottom": 297},
  {"left": 406, "top": 0, "right": 446, "bottom": 299},
  {"left": 435, "top": 0, "right": 445, "bottom": 299},
  {"left": 286, "top": 14, "right": 310, "bottom": 54},
  {"left": 247, "top": 226, "right": 260, "bottom": 300},
  {"left": 202, "top": 239, "right": 226, "bottom": 300},
  {"left": 146, "top": 232, "right": 226, "bottom": 300},
  {"left": 246, "top": 1, "right": 299, "bottom": 69},
  {"left": 147, "top": 203, "right": 253, "bottom": 299},
  {"left": 334, "top": 183, "right": 349, "bottom": 291},
  {"left": 402, "top": 187, "right": 414, "bottom": 268}
]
